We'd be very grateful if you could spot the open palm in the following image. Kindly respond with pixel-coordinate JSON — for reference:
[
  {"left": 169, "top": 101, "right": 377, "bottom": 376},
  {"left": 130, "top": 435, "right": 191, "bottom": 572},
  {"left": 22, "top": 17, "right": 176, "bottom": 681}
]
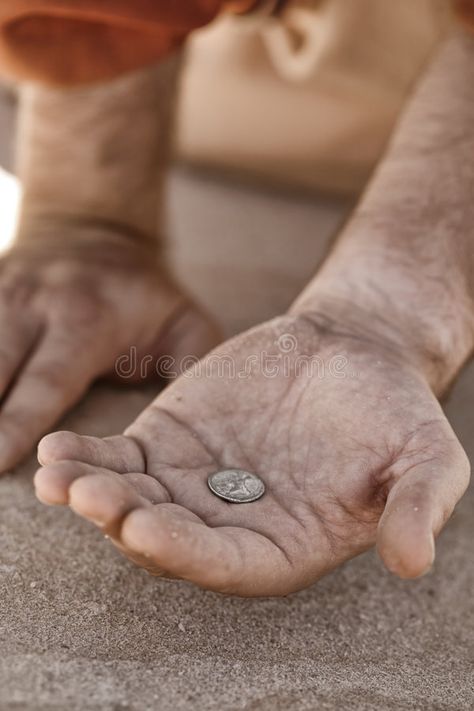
[{"left": 35, "top": 314, "right": 470, "bottom": 596}]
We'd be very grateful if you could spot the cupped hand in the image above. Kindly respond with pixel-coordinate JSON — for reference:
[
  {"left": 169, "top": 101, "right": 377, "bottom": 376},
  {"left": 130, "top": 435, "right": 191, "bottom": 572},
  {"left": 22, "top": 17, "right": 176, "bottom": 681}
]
[
  {"left": 35, "top": 313, "right": 470, "bottom": 595},
  {"left": 0, "top": 231, "right": 218, "bottom": 472}
]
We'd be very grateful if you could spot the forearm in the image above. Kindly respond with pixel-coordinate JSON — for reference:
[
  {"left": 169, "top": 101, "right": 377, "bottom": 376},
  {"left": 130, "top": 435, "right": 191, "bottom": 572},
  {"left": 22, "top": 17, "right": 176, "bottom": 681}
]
[
  {"left": 291, "top": 30, "right": 474, "bottom": 393},
  {"left": 14, "top": 52, "right": 182, "bottom": 255}
]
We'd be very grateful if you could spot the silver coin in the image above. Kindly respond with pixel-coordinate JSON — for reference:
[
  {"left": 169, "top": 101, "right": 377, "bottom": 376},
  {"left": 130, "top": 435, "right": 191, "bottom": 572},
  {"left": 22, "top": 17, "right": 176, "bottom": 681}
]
[{"left": 207, "top": 469, "right": 265, "bottom": 503}]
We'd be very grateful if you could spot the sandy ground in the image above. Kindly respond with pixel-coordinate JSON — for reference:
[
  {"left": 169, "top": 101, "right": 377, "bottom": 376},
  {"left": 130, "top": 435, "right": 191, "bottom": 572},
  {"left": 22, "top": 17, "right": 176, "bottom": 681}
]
[{"left": 0, "top": 162, "right": 473, "bottom": 709}]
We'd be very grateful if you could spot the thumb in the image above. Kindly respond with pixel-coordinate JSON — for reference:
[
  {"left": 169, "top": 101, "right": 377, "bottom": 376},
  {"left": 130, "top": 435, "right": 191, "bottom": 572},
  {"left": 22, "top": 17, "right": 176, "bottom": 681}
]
[{"left": 376, "top": 447, "right": 470, "bottom": 579}]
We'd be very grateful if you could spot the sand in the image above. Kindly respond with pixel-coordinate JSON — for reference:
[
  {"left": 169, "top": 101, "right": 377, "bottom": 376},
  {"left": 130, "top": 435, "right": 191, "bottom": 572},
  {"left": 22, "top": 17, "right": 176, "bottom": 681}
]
[{"left": 0, "top": 165, "right": 473, "bottom": 711}]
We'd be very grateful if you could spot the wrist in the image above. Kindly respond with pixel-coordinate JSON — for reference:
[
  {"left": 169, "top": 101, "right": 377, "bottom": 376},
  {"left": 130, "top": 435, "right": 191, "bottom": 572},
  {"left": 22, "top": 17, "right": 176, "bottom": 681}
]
[
  {"left": 289, "top": 275, "right": 474, "bottom": 396},
  {"left": 13, "top": 210, "right": 161, "bottom": 268},
  {"left": 17, "top": 190, "right": 161, "bottom": 247},
  {"left": 288, "top": 32, "right": 474, "bottom": 395},
  {"left": 16, "top": 57, "right": 181, "bottom": 246}
]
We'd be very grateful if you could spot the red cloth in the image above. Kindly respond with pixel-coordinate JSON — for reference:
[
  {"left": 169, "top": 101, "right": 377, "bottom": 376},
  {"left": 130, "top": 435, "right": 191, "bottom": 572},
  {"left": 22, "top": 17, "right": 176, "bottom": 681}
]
[
  {"left": 454, "top": 0, "right": 474, "bottom": 29},
  {"left": 0, "top": 1, "right": 234, "bottom": 84},
  {"left": 0, "top": 1, "right": 472, "bottom": 86}
]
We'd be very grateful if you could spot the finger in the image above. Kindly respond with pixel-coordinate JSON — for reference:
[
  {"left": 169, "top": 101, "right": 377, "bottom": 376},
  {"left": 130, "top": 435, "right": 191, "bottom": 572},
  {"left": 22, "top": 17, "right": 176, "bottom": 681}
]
[
  {"left": 121, "top": 473, "right": 170, "bottom": 502},
  {"left": 120, "top": 504, "right": 295, "bottom": 596},
  {"left": 377, "top": 450, "right": 470, "bottom": 579},
  {"left": 0, "top": 315, "right": 40, "bottom": 397},
  {"left": 0, "top": 330, "right": 99, "bottom": 472},
  {"left": 35, "top": 461, "right": 170, "bottom": 575},
  {"left": 68, "top": 467, "right": 165, "bottom": 536},
  {"left": 34, "top": 460, "right": 111, "bottom": 505},
  {"left": 38, "top": 431, "right": 145, "bottom": 472},
  {"left": 35, "top": 460, "right": 169, "bottom": 512}
]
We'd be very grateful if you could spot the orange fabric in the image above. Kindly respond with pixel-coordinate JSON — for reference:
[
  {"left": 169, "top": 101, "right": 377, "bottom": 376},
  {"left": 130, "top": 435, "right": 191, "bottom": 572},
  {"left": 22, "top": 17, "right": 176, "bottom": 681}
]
[
  {"left": 454, "top": 0, "right": 474, "bottom": 29},
  {"left": 0, "top": 0, "right": 471, "bottom": 86},
  {"left": 0, "top": 1, "right": 234, "bottom": 85}
]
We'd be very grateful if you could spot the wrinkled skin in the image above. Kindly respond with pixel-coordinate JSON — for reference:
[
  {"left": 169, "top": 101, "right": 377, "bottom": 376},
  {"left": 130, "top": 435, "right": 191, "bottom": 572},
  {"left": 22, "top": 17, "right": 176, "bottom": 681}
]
[
  {"left": 35, "top": 313, "right": 470, "bottom": 596},
  {"left": 0, "top": 234, "right": 218, "bottom": 471}
]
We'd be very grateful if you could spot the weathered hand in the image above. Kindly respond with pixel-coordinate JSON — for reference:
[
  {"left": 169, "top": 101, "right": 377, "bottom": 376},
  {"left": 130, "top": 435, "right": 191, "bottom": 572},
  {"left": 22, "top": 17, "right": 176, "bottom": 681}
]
[
  {"left": 35, "top": 313, "right": 469, "bottom": 596},
  {"left": 0, "top": 231, "right": 218, "bottom": 472}
]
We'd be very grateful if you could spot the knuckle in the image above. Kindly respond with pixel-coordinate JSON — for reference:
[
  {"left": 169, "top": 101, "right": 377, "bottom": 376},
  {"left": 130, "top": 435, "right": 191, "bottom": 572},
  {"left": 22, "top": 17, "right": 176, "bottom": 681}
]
[
  {"left": 25, "top": 365, "right": 66, "bottom": 391},
  {"left": 0, "top": 273, "right": 36, "bottom": 306},
  {"left": 55, "top": 290, "right": 107, "bottom": 330}
]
